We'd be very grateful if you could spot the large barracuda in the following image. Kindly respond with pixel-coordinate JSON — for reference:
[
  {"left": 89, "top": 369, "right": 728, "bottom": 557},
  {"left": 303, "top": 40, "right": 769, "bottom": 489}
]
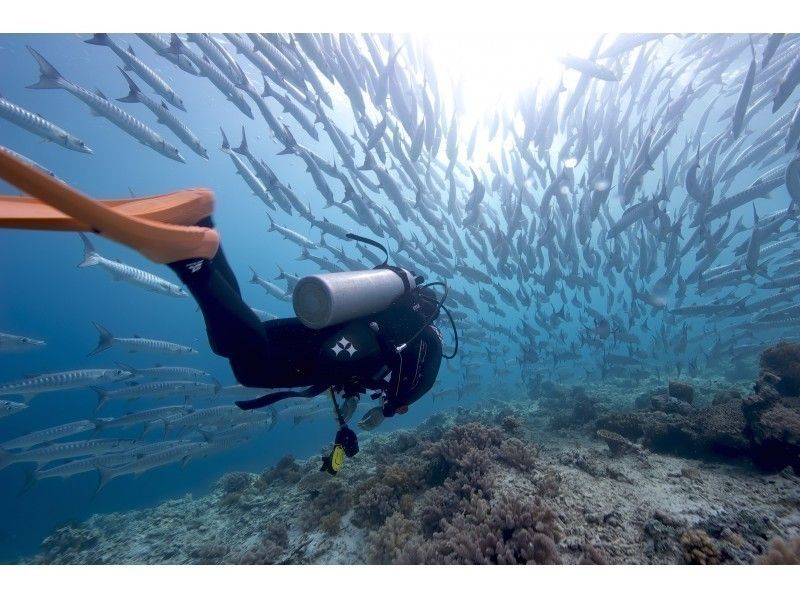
[
  {"left": 0, "top": 438, "right": 138, "bottom": 471},
  {"left": 136, "top": 33, "right": 199, "bottom": 75},
  {"left": 167, "top": 34, "right": 253, "bottom": 120},
  {"left": 96, "top": 442, "right": 206, "bottom": 491},
  {"left": 0, "top": 368, "right": 132, "bottom": 402},
  {"left": 219, "top": 128, "right": 273, "bottom": 208},
  {"left": 78, "top": 233, "right": 187, "bottom": 297},
  {"left": 2, "top": 419, "right": 97, "bottom": 450},
  {"left": 115, "top": 68, "right": 208, "bottom": 159},
  {"left": 0, "top": 332, "right": 46, "bottom": 353},
  {"left": 89, "top": 323, "right": 198, "bottom": 357},
  {"left": 85, "top": 34, "right": 186, "bottom": 111},
  {"left": 0, "top": 93, "right": 91, "bottom": 153},
  {"left": 26, "top": 46, "right": 185, "bottom": 162}
]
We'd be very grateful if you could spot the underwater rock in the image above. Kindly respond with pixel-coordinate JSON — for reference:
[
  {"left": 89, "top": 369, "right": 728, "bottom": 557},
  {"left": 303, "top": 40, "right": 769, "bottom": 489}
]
[
  {"left": 713, "top": 388, "right": 743, "bottom": 405},
  {"left": 651, "top": 395, "right": 694, "bottom": 415},
  {"left": 596, "top": 412, "right": 646, "bottom": 440},
  {"left": 759, "top": 341, "right": 800, "bottom": 397},
  {"left": 597, "top": 399, "right": 749, "bottom": 461},
  {"left": 668, "top": 380, "right": 695, "bottom": 404},
  {"left": 742, "top": 343, "right": 800, "bottom": 472},
  {"left": 596, "top": 429, "right": 640, "bottom": 457},
  {"left": 540, "top": 380, "right": 567, "bottom": 400}
]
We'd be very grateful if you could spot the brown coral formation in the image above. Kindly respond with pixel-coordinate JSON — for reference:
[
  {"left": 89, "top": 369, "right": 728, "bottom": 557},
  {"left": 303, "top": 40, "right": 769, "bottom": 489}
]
[
  {"left": 756, "top": 536, "right": 800, "bottom": 564},
  {"left": 680, "top": 529, "right": 721, "bottom": 565},
  {"left": 668, "top": 380, "right": 695, "bottom": 403},
  {"left": 594, "top": 342, "right": 800, "bottom": 472}
]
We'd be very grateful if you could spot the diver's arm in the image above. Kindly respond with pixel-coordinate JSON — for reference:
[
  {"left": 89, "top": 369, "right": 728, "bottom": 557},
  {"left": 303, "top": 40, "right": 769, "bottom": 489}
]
[{"left": 382, "top": 325, "right": 443, "bottom": 416}]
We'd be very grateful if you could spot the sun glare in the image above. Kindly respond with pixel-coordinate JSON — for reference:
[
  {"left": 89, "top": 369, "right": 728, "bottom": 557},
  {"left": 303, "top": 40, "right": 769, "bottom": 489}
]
[{"left": 418, "top": 33, "right": 602, "bottom": 124}]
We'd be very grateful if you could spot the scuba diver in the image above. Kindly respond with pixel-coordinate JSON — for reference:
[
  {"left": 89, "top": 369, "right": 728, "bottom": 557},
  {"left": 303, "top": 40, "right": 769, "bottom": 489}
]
[{"left": 0, "top": 149, "right": 457, "bottom": 474}]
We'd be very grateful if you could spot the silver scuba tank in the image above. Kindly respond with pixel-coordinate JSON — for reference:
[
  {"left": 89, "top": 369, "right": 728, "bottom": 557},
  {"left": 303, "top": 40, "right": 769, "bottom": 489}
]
[{"left": 292, "top": 268, "right": 417, "bottom": 329}]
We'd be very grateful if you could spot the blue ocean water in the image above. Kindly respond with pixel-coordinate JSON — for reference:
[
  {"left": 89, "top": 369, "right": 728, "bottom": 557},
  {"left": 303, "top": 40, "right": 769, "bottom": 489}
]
[
  {"left": 0, "top": 34, "right": 473, "bottom": 562},
  {"left": 0, "top": 33, "right": 797, "bottom": 563}
]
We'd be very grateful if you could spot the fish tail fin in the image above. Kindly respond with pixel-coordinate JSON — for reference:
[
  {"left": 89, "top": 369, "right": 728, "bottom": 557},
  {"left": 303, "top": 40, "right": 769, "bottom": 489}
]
[
  {"left": 114, "top": 66, "right": 141, "bottom": 103},
  {"left": 89, "top": 385, "right": 108, "bottom": 410},
  {"left": 90, "top": 417, "right": 107, "bottom": 431},
  {"left": 233, "top": 126, "right": 249, "bottom": 155},
  {"left": 0, "top": 447, "right": 12, "bottom": 472},
  {"left": 266, "top": 213, "right": 276, "bottom": 232},
  {"left": 89, "top": 322, "right": 113, "bottom": 357},
  {"left": 78, "top": 233, "right": 101, "bottom": 268},
  {"left": 95, "top": 466, "right": 114, "bottom": 494},
  {"left": 26, "top": 46, "right": 66, "bottom": 90},
  {"left": 248, "top": 267, "right": 259, "bottom": 283},
  {"left": 84, "top": 33, "right": 111, "bottom": 46},
  {"left": 220, "top": 128, "right": 231, "bottom": 153},
  {"left": 292, "top": 416, "right": 302, "bottom": 427},
  {"left": 260, "top": 75, "right": 271, "bottom": 98},
  {"left": 167, "top": 33, "right": 186, "bottom": 55},
  {"left": 298, "top": 248, "right": 310, "bottom": 261}
]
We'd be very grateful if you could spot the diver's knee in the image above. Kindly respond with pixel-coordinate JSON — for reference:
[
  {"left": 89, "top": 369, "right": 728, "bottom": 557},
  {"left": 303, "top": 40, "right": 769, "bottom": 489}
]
[{"left": 230, "top": 358, "right": 266, "bottom": 388}]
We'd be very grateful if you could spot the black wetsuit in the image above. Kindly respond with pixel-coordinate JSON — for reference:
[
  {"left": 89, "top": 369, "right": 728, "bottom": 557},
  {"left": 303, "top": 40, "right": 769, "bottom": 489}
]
[{"left": 167, "top": 221, "right": 442, "bottom": 417}]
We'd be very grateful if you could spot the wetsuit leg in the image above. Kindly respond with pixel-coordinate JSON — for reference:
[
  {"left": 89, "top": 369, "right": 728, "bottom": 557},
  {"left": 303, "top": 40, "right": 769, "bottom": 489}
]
[
  {"left": 167, "top": 256, "right": 273, "bottom": 387},
  {"left": 195, "top": 216, "right": 240, "bottom": 296}
]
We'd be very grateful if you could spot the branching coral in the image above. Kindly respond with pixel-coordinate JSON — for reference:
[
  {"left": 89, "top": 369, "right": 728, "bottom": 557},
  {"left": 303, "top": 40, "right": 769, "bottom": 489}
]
[
  {"left": 680, "top": 529, "right": 721, "bottom": 565},
  {"left": 219, "top": 471, "right": 252, "bottom": 494},
  {"left": 756, "top": 536, "right": 800, "bottom": 564},
  {"left": 260, "top": 454, "right": 303, "bottom": 486},
  {"left": 396, "top": 491, "right": 562, "bottom": 565},
  {"left": 298, "top": 479, "right": 352, "bottom": 534},
  {"left": 352, "top": 480, "right": 398, "bottom": 528},
  {"left": 367, "top": 513, "right": 418, "bottom": 564}
]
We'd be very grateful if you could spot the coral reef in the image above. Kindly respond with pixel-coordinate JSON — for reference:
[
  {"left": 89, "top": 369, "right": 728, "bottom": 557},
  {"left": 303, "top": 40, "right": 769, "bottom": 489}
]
[
  {"left": 596, "top": 429, "right": 640, "bottom": 457},
  {"left": 259, "top": 454, "right": 304, "bottom": 486},
  {"left": 396, "top": 492, "right": 561, "bottom": 565},
  {"left": 759, "top": 342, "right": 800, "bottom": 397},
  {"left": 298, "top": 479, "right": 351, "bottom": 534},
  {"left": 366, "top": 513, "right": 417, "bottom": 564},
  {"left": 219, "top": 471, "right": 252, "bottom": 494},
  {"left": 20, "top": 369, "right": 800, "bottom": 565},
  {"left": 756, "top": 536, "right": 800, "bottom": 564},
  {"left": 669, "top": 380, "right": 695, "bottom": 403},
  {"left": 680, "top": 529, "right": 721, "bottom": 565}
]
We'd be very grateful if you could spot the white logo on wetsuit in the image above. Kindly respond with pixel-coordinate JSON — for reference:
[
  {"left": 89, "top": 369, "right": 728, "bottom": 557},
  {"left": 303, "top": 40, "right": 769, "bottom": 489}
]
[
  {"left": 186, "top": 260, "right": 204, "bottom": 273},
  {"left": 331, "top": 336, "right": 357, "bottom": 357}
]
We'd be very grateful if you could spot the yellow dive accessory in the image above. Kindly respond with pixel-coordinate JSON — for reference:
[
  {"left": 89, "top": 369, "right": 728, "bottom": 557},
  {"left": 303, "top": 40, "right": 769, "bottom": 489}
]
[{"left": 320, "top": 388, "right": 359, "bottom": 476}]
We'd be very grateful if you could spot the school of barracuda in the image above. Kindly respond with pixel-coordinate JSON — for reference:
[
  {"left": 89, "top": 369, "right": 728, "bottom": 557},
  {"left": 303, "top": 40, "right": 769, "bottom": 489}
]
[{"left": 1, "top": 33, "right": 800, "bottom": 489}]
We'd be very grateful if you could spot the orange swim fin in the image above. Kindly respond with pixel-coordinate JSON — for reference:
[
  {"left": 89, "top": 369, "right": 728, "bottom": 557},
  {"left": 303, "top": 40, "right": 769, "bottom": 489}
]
[
  {"left": 0, "top": 148, "right": 219, "bottom": 264},
  {"left": 0, "top": 190, "right": 214, "bottom": 231}
]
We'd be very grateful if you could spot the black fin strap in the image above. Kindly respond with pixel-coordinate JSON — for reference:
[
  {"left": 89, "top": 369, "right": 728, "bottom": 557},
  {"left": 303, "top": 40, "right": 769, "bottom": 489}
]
[{"left": 235, "top": 383, "right": 329, "bottom": 411}]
